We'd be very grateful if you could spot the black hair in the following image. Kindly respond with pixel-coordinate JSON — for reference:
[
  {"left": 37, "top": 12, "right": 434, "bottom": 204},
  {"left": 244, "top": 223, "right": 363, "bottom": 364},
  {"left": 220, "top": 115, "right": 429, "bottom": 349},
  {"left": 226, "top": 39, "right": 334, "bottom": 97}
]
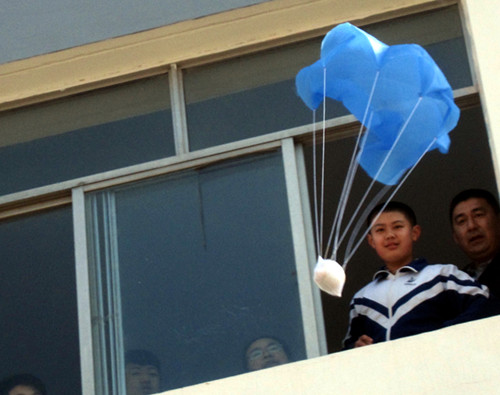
[
  {"left": 0, "top": 374, "right": 47, "bottom": 395},
  {"left": 449, "top": 188, "right": 500, "bottom": 222},
  {"left": 125, "top": 349, "right": 161, "bottom": 372},
  {"left": 367, "top": 201, "right": 417, "bottom": 228}
]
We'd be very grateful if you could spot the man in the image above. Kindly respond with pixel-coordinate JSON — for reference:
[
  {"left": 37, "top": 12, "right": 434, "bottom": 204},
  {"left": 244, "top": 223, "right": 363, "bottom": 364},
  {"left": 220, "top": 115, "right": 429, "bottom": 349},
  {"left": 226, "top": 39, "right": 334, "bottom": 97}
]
[
  {"left": 125, "top": 349, "right": 161, "bottom": 395},
  {"left": 245, "top": 337, "right": 289, "bottom": 371},
  {"left": 450, "top": 188, "right": 500, "bottom": 297}
]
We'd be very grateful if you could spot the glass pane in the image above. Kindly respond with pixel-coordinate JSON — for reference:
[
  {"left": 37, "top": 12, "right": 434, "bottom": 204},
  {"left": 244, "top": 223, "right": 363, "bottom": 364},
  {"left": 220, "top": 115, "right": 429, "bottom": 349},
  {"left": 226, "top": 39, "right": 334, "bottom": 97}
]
[
  {"left": 184, "top": 5, "right": 470, "bottom": 151},
  {"left": 363, "top": 5, "right": 471, "bottom": 89},
  {"left": 0, "top": 75, "right": 174, "bottom": 195},
  {"left": 0, "top": 207, "right": 81, "bottom": 394},
  {"left": 88, "top": 151, "right": 306, "bottom": 393},
  {"left": 184, "top": 40, "right": 331, "bottom": 151}
]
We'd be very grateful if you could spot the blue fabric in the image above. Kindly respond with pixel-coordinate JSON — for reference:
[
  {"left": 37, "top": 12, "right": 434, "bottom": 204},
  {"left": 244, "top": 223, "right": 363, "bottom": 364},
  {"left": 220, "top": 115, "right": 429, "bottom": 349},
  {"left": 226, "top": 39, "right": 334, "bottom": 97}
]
[{"left": 295, "top": 23, "right": 460, "bottom": 185}]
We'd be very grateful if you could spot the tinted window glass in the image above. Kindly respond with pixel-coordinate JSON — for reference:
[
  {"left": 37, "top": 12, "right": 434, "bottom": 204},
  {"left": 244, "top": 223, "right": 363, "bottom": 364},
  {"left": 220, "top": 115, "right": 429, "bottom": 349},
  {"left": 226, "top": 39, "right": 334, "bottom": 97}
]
[
  {"left": 88, "top": 151, "right": 306, "bottom": 392},
  {"left": 0, "top": 75, "right": 174, "bottom": 195},
  {"left": 0, "top": 207, "right": 81, "bottom": 394}
]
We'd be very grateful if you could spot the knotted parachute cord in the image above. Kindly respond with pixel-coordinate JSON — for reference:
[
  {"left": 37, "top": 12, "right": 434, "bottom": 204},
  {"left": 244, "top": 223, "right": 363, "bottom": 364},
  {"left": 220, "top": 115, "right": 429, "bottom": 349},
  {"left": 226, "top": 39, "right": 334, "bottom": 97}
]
[{"left": 343, "top": 135, "right": 438, "bottom": 265}]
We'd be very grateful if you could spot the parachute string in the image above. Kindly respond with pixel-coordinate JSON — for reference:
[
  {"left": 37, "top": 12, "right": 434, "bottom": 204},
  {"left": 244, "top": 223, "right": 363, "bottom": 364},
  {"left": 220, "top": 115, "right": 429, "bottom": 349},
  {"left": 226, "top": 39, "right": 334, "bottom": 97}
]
[
  {"left": 343, "top": 183, "right": 392, "bottom": 261},
  {"left": 324, "top": 70, "right": 380, "bottom": 260},
  {"left": 341, "top": 96, "right": 423, "bottom": 264},
  {"left": 319, "top": 66, "right": 327, "bottom": 255},
  {"left": 343, "top": 135, "right": 438, "bottom": 265},
  {"left": 332, "top": 95, "right": 424, "bottom": 258},
  {"left": 336, "top": 164, "right": 390, "bottom": 251},
  {"left": 360, "top": 96, "right": 423, "bottom": 194},
  {"left": 329, "top": 111, "right": 374, "bottom": 259},
  {"left": 311, "top": 110, "right": 321, "bottom": 256}
]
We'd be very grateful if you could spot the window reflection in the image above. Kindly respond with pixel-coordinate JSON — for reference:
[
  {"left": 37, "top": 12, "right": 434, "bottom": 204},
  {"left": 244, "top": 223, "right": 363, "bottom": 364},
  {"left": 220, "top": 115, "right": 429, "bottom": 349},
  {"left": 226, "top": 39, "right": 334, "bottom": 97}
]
[
  {"left": 88, "top": 151, "right": 306, "bottom": 392},
  {"left": 0, "top": 75, "right": 174, "bottom": 195},
  {"left": 0, "top": 207, "right": 81, "bottom": 394}
]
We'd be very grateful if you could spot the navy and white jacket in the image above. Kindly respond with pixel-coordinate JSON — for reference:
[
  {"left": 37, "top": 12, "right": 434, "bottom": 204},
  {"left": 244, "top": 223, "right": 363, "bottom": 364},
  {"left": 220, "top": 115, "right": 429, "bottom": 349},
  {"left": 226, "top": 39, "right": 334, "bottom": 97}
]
[{"left": 343, "top": 258, "right": 496, "bottom": 349}]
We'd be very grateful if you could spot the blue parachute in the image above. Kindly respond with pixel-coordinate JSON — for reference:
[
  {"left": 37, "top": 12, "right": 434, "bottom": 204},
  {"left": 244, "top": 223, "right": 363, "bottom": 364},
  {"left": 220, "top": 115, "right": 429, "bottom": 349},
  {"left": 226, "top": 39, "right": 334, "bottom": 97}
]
[
  {"left": 296, "top": 23, "right": 460, "bottom": 297},
  {"left": 295, "top": 22, "right": 460, "bottom": 185}
]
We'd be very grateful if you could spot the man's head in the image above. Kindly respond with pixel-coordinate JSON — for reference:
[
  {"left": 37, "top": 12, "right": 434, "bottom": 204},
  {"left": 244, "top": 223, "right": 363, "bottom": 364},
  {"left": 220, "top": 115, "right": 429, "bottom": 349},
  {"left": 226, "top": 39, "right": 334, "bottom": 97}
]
[
  {"left": 245, "top": 337, "right": 289, "bottom": 372},
  {"left": 366, "top": 202, "right": 421, "bottom": 272},
  {"left": 450, "top": 189, "right": 500, "bottom": 264},
  {"left": 125, "top": 350, "right": 161, "bottom": 395},
  {"left": 0, "top": 374, "right": 46, "bottom": 395}
]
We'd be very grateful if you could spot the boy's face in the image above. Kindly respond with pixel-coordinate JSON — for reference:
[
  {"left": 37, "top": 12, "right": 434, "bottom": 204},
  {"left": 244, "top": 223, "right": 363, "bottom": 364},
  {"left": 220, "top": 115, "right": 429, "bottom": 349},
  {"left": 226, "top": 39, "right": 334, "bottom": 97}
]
[
  {"left": 125, "top": 363, "right": 160, "bottom": 395},
  {"left": 367, "top": 210, "right": 421, "bottom": 272}
]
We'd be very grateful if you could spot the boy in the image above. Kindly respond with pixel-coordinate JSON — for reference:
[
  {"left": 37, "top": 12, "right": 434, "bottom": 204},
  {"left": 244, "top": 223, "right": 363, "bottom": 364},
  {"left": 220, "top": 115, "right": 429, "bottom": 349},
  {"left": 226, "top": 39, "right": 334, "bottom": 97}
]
[
  {"left": 343, "top": 201, "right": 497, "bottom": 349},
  {"left": 125, "top": 349, "right": 161, "bottom": 395}
]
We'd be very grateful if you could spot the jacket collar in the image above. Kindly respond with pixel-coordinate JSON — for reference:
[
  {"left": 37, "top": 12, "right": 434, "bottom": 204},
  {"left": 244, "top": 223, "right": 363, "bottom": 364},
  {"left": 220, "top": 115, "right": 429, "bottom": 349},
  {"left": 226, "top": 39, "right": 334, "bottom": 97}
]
[{"left": 373, "top": 257, "right": 428, "bottom": 280}]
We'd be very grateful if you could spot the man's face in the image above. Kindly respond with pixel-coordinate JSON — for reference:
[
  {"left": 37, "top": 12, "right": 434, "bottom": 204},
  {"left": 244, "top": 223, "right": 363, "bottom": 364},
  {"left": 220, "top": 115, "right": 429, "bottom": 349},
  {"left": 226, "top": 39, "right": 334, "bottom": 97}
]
[
  {"left": 246, "top": 338, "right": 289, "bottom": 371},
  {"left": 452, "top": 197, "right": 500, "bottom": 263},
  {"left": 367, "top": 211, "right": 420, "bottom": 272},
  {"left": 125, "top": 363, "right": 160, "bottom": 395},
  {"left": 8, "top": 386, "right": 41, "bottom": 395}
]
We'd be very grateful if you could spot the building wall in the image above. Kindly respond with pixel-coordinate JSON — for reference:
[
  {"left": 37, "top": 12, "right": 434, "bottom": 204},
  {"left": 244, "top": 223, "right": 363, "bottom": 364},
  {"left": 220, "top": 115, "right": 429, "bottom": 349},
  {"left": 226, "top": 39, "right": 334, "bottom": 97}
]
[{"left": 461, "top": 0, "right": 500, "bottom": 185}]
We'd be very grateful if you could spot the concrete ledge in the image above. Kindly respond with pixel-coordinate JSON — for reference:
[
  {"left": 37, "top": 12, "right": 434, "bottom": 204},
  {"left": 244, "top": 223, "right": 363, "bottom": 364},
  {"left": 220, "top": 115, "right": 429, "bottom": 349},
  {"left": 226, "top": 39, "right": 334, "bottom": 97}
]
[{"left": 168, "top": 315, "right": 500, "bottom": 394}]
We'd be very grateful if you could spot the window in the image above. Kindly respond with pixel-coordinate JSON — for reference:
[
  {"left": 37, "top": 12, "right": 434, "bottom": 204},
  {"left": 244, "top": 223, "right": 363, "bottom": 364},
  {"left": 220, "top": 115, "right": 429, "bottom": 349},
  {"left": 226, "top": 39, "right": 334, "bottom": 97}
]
[
  {"left": 182, "top": 6, "right": 471, "bottom": 152},
  {"left": 304, "top": 105, "right": 498, "bottom": 353},
  {"left": 301, "top": 6, "right": 495, "bottom": 353},
  {"left": 0, "top": 75, "right": 173, "bottom": 195},
  {"left": 0, "top": 207, "right": 81, "bottom": 394},
  {"left": 183, "top": 39, "right": 348, "bottom": 151},
  {"left": 86, "top": 151, "right": 307, "bottom": 392}
]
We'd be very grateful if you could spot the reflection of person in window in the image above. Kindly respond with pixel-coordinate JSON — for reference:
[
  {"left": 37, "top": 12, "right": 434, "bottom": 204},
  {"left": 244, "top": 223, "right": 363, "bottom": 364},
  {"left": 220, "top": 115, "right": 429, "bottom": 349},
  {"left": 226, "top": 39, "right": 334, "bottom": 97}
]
[
  {"left": 125, "top": 349, "right": 161, "bottom": 395},
  {"left": 0, "top": 373, "right": 46, "bottom": 395},
  {"left": 245, "top": 337, "right": 289, "bottom": 371}
]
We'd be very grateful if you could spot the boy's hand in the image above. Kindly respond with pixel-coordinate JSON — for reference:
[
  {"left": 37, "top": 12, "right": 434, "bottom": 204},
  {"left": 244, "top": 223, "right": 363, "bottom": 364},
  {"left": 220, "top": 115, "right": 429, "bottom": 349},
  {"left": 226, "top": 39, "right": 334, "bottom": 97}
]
[{"left": 354, "top": 335, "right": 373, "bottom": 348}]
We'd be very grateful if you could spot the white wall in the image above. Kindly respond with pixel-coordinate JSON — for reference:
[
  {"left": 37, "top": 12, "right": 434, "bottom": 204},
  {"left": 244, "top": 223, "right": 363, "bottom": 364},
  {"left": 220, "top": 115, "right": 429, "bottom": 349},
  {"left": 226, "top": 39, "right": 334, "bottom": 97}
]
[{"left": 461, "top": 0, "right": 500, "bottom": 186}]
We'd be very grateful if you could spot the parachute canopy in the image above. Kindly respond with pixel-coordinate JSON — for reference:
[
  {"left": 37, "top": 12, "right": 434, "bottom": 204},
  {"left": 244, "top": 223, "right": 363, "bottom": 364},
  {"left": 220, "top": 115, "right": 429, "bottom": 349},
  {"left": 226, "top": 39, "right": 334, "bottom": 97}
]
[{"left": 295, "top": 22, "right": 460, "bottom": 185}]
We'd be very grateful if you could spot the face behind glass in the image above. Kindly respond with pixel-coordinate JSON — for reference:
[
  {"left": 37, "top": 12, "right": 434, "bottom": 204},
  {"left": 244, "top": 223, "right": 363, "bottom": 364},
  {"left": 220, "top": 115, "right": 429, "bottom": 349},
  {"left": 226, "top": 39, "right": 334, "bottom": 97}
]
[
  {"left": 125, "top": 363, "right": 160, "bottom": 395},
  {"left": 8, "top": 385, "right": 41, "bottom": 395},
  {"left": 245, "top": 338, "right": 289, "bottom": 371}
]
